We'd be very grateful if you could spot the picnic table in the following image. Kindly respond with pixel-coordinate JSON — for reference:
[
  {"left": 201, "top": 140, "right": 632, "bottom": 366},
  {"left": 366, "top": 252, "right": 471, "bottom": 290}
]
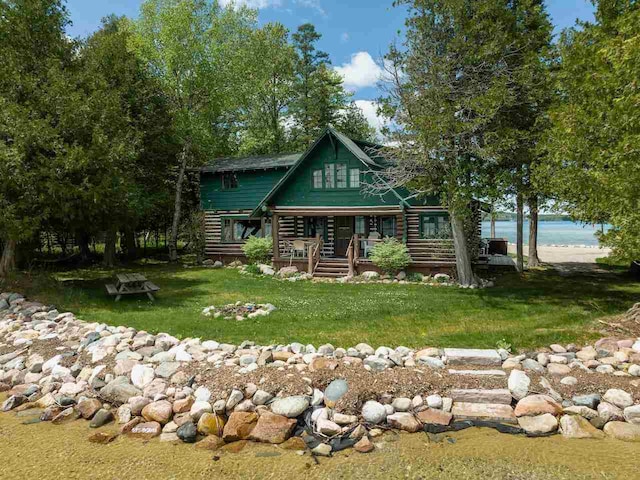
[{"left": 105, "top": 273, "right": 160, "bottom": 302}]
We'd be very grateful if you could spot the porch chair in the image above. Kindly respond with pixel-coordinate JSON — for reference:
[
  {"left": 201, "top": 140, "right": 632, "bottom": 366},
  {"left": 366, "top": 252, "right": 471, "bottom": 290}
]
[
  {"left": 289, "top": 239, "right": 306, "bottom": 265},
  {"left": 363, "top": 232, "right": 380, "bottom": 258}
]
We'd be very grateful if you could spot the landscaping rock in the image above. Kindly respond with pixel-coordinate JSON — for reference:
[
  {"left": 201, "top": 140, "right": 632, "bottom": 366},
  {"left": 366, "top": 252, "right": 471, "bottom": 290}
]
[
  {"left": 362, "top": 401, "right": 387, "bottom": 424},
  {"left": 77, "top": 398, "right": 102, "bottom": 420},
  {"left": 89, "top": 409, "right": 114, "bottom": 428},
  {"left": 602, "top": 389, "right": 633, "bottom": 409},
  {"left": 416, "top": 409, "right": 452, "bottom": 426},
  {"left": 444, "top": 348, "right": 502, "bottom": 366},
  {"left": 270, "top": 396, "right": 309, "bottom": 418},
  {"left": 100, "top": 378, "right": 141, "bottom": 404},
  {"left": 142, "top": 400, "right": 173, "bottom": 425},
  {"left": 514, "top": 395, "right": 563, "bottom": 417},
  {"left": 387, "top": 412, "right": 422, "bottom": 433},
  {"left": 451, "top": 403, "right": 517, "bottom": 424},
  {"left": 129, "top": 421, "right": 162, "bottom": 439},
  {"left": 603, "top": 421, "right": 640, "bottom": 442},
  {"left": 559, "top": 415, "right": 605, "bottom": 439},
  {"left": 623, "top": 405, "right": 640, "bottom": 424},
  {"left": 450, "top": 389, "right": 512, "bottom": 405},
  {"left": 572, "top": 394, "right": 601, "bottom": 410},
  {"left": 508, "top": 370, "right": 530, "bottom": 401},
  {"left": 222, "top": 412, "right": 257, "bottom": 442},
  {"left": 248, "top": 411, "right": 296, "bottom": 444},
  {"left": 354, "top": 436, "right": 374, "bottom": 453},
  {"left": 517, "top": 413, "right": 558, "bottom": 435},
  {"left": 177, "top": 421, "right": 197, "bottom": 443},
  {"left": 197, "top": 412, "right": 225, "bottom": 436}
]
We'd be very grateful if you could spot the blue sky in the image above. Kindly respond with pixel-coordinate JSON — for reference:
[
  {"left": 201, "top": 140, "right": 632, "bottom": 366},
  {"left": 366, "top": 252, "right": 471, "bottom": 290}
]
[{"left": 65, "top": 0, "right": 596, "bottom": 131}]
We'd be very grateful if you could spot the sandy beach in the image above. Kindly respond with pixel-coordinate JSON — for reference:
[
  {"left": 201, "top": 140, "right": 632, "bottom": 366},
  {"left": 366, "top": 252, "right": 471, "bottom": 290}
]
[{"left": 507, "top": 244, "right": 611, "bottom": 264}]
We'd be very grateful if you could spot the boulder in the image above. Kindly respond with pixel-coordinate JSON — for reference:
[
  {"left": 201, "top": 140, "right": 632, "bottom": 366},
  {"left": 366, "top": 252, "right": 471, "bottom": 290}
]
[
  {"left": 603, "top": 421, "right": 640, "bottom": 442},
  {"left": 623, "top": 404, "right": 640, "bottom": 424},
  {"left": 177, "top": 421, "right": 198, "bottom": 443},
  {"left": 559, "top": 415, "right": 605, "bottom": 439},
  {"left": 131, "top": 365, "right": 155, "bottom": 389},
  {"left": 517, "top": 413, "right": 558, "bottom": 435},
  {"left": 362, "top": 401, "right": 387, "bottom": 424},
  {"left": 508, "top": 370, "right": 530, "bottom": 401},
  {"left": 222, "top": 411, "right": 258, "bottom": 442},
  {"left": 270, "top": 396, "right": 309, "bottom": 418},
  {"left": 597, "top": 402, "right": 624, "bottom": 423},
  {"left": 197, "top": 412, "right": 226, "bottom": 436},
  {"left": 416, "top": 409, "right": 452, "bottom": 426},
  {"left": 387, "top": 412, "right": 422, "bottom": 433},
  {"left": 100, "top": 377, "right": 142, "bottom": 404},
  {"left": 141, "top": 400, "right": 173, "bottom": 425},
  {"left": 129, "top": 421, "right": 162, "bottom": 439},
  {"left": 602, "top": 389, "right": 633, "bottom": 409},
  {"left": 89, "top": 409, "right": 114, "bottom": 428},
  {"left": 451, "top": 403, "right": 517, "bottom": 424},
  {"left": 248, "top": 411, "right": 296, "bottom": 444},
  {"left": 514, "top": 395, "right": 563, "bottom": 417},
  {"left": 77, "top": 398, "right": 102, "bottom": 420}
]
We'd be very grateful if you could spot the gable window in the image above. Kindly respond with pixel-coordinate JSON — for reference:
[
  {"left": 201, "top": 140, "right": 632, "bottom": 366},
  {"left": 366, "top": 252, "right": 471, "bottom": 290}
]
[
  {"left": 324, "top": 164, "right": 335, "bottom": 189},
  {"left": 336, "top": 164, "right": 347, "bottom": 188},
  {"left": 420, "top": 213, "right": 451, "bottom": 239},
  {"left": 312, "top": 169, "right": 323, "bottom": 189},
  {"left": 350, "top": 168, "right": 361, "bottom": 188},
  {"left": 221, "top": 173, "right": 238, "bottom": 190}
]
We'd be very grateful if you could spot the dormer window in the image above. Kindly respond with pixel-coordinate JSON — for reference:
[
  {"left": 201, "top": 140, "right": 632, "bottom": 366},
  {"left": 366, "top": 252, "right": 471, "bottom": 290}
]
[{"left": 221, "top": 173, "right": 238, "bottom": 190}]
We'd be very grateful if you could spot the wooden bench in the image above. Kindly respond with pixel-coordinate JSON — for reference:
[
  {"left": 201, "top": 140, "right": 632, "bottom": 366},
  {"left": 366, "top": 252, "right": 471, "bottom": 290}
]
[{"left": 105, "top": 274, "right": 159, "bottom": 302}]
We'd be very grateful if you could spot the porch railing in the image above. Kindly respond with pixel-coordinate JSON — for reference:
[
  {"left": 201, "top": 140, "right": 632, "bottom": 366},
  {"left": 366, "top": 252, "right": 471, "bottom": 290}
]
[
  {"left": 347, "top": 235, "right": 356, "bottom": 277},
  {"left": 308, "top": 235, "right": 324, "bottom": 275}
]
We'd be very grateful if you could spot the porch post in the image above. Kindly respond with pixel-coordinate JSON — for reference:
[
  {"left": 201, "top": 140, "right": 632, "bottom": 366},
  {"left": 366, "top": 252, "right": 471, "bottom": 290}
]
[
  {"left": 272, "top": 214, "right": 280, "bottom": 261},
  {"left": 402, "top": 213, "right": 408, "bottom": 244}
]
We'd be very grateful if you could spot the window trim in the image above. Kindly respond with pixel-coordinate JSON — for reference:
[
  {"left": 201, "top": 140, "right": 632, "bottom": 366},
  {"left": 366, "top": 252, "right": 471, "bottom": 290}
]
[
  {"left": 349, "top": 168, "right": 361, "bottom": 189},
  {"left": 311, "top": 169, "right": 323, "bottom": 190},
  {"left": 419, "top": 212, "right": 450, "bottom": 239},
  {"left": 311, "top": 162, "right": 363, "bottom": 191}
]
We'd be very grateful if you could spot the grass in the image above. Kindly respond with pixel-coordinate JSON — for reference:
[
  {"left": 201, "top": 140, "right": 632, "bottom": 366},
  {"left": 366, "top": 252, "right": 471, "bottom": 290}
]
[{"left": 4, "top": 263, "right": 640, "bottom": 350}]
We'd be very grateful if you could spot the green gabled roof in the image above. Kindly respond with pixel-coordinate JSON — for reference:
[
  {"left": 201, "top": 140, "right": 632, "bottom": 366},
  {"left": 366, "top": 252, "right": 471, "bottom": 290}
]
[
  {"left": 200, "top": 152, "right": 300, "bottom": 173},
  {"left": 251, "top": 127, "right": 409, "bottom": 217}
]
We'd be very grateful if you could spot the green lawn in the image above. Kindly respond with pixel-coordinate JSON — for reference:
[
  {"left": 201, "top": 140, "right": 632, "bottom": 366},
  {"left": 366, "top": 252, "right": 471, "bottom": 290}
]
[{"left": 7, "top": 264, "right": 640, "bottom": 350}]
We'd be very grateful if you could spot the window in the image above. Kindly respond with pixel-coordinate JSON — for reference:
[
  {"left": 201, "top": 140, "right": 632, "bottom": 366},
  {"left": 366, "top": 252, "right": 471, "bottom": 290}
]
[
  {"left": 378, "top": 216, "right": 396, "bottom": 238},
  {"left": 221, "top": 217, "right": 263, "bottom": 242},
  {"left": 420, "top": 213, "right": 451, "bottom": 239},
  {"left": 221, "top": 173, "right": 238, "bottom": 190},
  {"left": 324, "top": 164, "right": 335, "bottom": 189},
  {"left": 304, "top": 216, "right": 327, "bottom": 240},
  {"left": 350, "top": 168, "right": 361, "bottom": 188},
  {"left": 355, "top": 216, "right": 367, "bottom": 235},
  {"left": 312, "top": 169, "right": 323, "bottom": 189},
  {"left": 336, "top": 164, "right": 347, "bottom": 188}
]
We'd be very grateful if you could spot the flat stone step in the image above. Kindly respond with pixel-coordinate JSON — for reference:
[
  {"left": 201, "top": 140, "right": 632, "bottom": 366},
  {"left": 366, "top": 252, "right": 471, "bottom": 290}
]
[
  {"left": 450, "top": 389, "right": 512, "bottom": 404},
  {"left": 448, "top": 369, "right": 506, "bottom": 377},
  {"left": 452, "top": 402, "right": 517, "bottom": 424},
  {"left": 444, "top": 348, "right": 502, "bottom": 366}
]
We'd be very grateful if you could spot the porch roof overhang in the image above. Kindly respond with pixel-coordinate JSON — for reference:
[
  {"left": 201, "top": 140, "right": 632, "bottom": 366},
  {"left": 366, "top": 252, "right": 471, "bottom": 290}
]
[{"left": 269, "top": 206, "right": 404, "bottom": 216}]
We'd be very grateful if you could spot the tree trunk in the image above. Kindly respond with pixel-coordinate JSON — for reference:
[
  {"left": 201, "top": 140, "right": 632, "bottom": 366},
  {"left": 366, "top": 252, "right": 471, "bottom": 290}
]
[
  {"left": 528, "top": 195, "right": 541, "bottom": 267},
  {"left": 77, "top": 231, "right": 91, "bottom": 264},
  {"left": 451, "top": 212, "right": 476, "bottom": 286},
  {"left": 516, "top": 193, "right": 524, "bottom": 273},
  {"left": 169, "top": 140, "right": 191, "bottom": 263},
  {"left": 103, "top": 229, "right": 117, "bottom": 267},
  {"left": 123, "top": 228, "right": 137, "bottom": 261},
  {"left": 0, "top": 239, "right": 17, "bottom": 277},
  {"left": 490, "top": 207, "right": 496, "bottom": 238}
]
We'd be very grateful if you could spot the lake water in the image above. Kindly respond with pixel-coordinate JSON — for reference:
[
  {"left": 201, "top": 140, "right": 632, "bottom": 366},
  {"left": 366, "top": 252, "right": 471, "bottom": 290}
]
[{"left": 481, "top": 220, "right": 611, "bottom": 246}]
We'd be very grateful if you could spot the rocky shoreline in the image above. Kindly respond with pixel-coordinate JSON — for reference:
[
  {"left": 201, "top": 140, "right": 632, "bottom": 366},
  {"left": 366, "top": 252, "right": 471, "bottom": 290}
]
[{"left": 2, "top": 292, "right": 640, "bottom": 458}]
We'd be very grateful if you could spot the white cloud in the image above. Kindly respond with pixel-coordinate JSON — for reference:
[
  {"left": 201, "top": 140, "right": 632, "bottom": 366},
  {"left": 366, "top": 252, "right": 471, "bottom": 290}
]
[
  {"left": 335, "top": 51, "right": 384, "bottom": 90},
  {"left": 293, "top": 0, "right": 326, "bottom": 16},
  {"left": 218, "top": 0, "right": 282, "bottom": 9},
  {"left": 354, "top": 100, "right": 389, "bottom": 134}
]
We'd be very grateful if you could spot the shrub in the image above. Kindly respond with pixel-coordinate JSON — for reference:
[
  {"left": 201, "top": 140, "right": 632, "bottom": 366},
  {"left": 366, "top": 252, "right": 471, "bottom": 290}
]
[
  {"left": 369, "top": 238, "right": 411, "bottom": 275},
  {"left": 242, "top": 236, "right": 273, "bottom": 264},
  {"left": 244, "top": 263, "right": 261, "bottom": 275}
]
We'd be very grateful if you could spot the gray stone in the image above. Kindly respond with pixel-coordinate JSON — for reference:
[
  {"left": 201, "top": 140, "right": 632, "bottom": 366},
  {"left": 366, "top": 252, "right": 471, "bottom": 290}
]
[
  {"left": 177, "top": 421, "right": 197, "bottom": 443},
  {"left": 559, "top": 415, "right": 605, "bottom": 439},
  {"left": 448, "top": 369, "right": 506, "bottom": 377},
  {"left": 391, "top": 397, "right": 412, "bottom": 412},
  {"left": 324, "top": 379, "right": 348, "bottom": 406},
  {"left": 155, "top": 362, "right": 181, "bottom": 379},
  {"left": 517, "top": 413, "right": 558, "bottom": 435},
  {"left": 597, "top": 402, "right": 624, "bottom": 423},
  {"left": 522, "top": 358, "right": 545, "bottom": 374},
  {"left": 89, "top": 409, "right": 114, "bottom": 428},
  {"left": 362, "top": 401, "right": 387, "bottom": 424},
  {"left": 572, "top": 394, "right": 601, "bottom": 410},
  {"left": 450, "top": 389, "right": 512, "bottom": 405},
  {"left": 444, "top": 348, "right": 502, "bottom": 366},
  {"left": 603, "top": 389, "right": 633, "bottom": 408},
  {"left": 100, "top": 377, "right": 141, "bottom": 404},
  {"left": 252, "top": 390, "right": 274, "bottom": 406},
  {"left": 416, "top": 356, "right": 445, "bottom": 369},
  {"left": 563, "top": 405, "right": 598, "bottom": 420},
  {"left": 623, "top": 404, "right": 640, "bottom": 424},
  {"left": 270, "top": 396, "right": 309, "bottom": 418},
  {"left": 451, "top": 402, "right": 517, "bottom": 424},
  {"left": 508, "top": 370, "right": 530, "bottom": 401}
]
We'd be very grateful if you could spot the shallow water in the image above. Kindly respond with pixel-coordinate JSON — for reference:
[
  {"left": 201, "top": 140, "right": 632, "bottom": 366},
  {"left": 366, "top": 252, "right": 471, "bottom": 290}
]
[
  {"left": 481, "top": 220, "right": 611, "bottom": 246},
  {"left": 1, "top": 408, "right": 638, "bottom": 480}
]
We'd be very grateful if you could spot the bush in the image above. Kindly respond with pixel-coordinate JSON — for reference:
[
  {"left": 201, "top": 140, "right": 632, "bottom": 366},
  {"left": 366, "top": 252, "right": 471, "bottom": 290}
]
[
  {"left": 369, "top": 238, "right": 411, "bottom": 275},
  {"left": 242, "top": 236, "right": 273, "bottom": 264},
  {"left": 244, "top": 263, "right": 261, "bottom": 275}
]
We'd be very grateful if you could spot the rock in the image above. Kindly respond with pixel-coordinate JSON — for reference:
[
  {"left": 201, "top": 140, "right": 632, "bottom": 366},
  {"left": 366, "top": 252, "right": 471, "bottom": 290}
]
[
  {"left": 602, "top": 389, "right": 633, "bottom": 408},
  {"left": 333, "top": 413, "right": 357, "bottom": 425},
  {"left": 173, "top": 397, "right": 194, "bottom": 414},
  {"left": 563, "top": 405, "right": 598, "bottom": 420},
  {"left": 361, "top": 271, "right": 379, "bottom": 280},
  {"left": 603, "top": 421, "right": 640, "bottom": 442},
  {"left": 522, "top": 358, "right": 545, "bottom": 374},
  {"left": 89, "top": 409, "right": 114, "bottom": 428},
  {"left": 450, "top": 389, "right": 512, "bottom": 405},
  {"left": 316, "top": 417, "right": 342, "bottom": 436},
  {"left": 279, "top": 437, "right": 307, "bottom": 451},
  {"left": 131, "top": 365, "right": 155, "bottom": 389},
  {"left": 160, "top": 432, "right": 180, "bottom": 443},
  {"left": 129, "top": 421, "right": 162, "bottom": 439},
  {"left": 225, "top": 389, "right": 244, "bottom": 411},
  {"left": 623, "top": 405, "right": 640, "bottom": 424},
  {"left": 190, "top": 401, "right": 212, "bottom": 421},
  {"left": 222, "top": 412, "right": 258, "bottom": 442},
  {"left": 416, "top": 357, "right": 445, "bottom": 369},
  {"left": 77, "top": 398, "right": 102, "bottom": 420},
  {"left": 129, "top": 396, "right": 151, "bottom": 416},
  {"left": 559, "top": 415, "right": 605, "bottom": 439},
  {"left": 100, "top": 378, "right": 142, "bottom": 404},
  {"left": 597, "top": 402, "right": 624, "bottom": 423},
  {"left": 451, "top": 403, "right": 517, "bottom": 424},
  {"left": 629, "top": 364, "right": 640, "bottom": 377},
  {"left": 311, "top": 443, "right": 332, "bottom": 456},
  {"left": 142, "top": 400, "right": 173, "bottom": 424},
  {"left": 177, "top": 421, "right": 198, "bottom": 443},
  {"left": 514, "top": 395, "right": 563, "bottom": 417},
  {"left": 117, "top": 405, "right": 132, "bottom": 424},
  {"left": 155, "top": 362, "right": 181, "bottom": 379},
  {"left": 572, "top": 394, "right": 601, "bottom": 410},
  {"left": 354, "top": 436, "right": 374, "bottom": 453},
  {"left": 560, "top": 376, "right": 578, "bottom": 386},
  {"left": 362, "top": 401, "right": 387, "bottom": 424},
  {"left": 88, "top": 432, "right": 118, "bottom": 444},
  {"left": 2, "top": 395, "right": 26, "bottom": 412},
  {"left": 426, "top": 394, "right": 443, "bottom": 409},
  {"left": 248, "top": 411, "right": 296, "bottom": 444},
  {"left": 547, "top": 364, "right": 572, "bottom": 376},
  {"left": 508, "top": 370, "right": 530, "bottom": 401},
  {"left": 52, "top": 407, "right": 81, "bottom": 424},
  {"left": 444, "top": 348, "right": 502, "bottom": 366},
  {"left": 324, "top": 379, "right": 348, "bottom": 407},
  {"left": 277, "top": 266, "right": 298, "bottom": 278},
  {"left": 270, "top": 396, "right": 309, "bottom": 418},
  {"left": 197, "top": 412, "right": 226, "bottom": 436},
  {"left": 392, "top": 397, "right": 412, "bottom": 412},
  {"left": 363, "top": 356, "right": 388, "bottom": 372},
  {"left": 252, "top": 390, "right": 274, "bottom": 406},
  {"left": 195, "top": 435, "right": 225, "bottom": 451},
  {"left": 387, "top": 412, "right": 422, "bottom": 433},
  {"left": 416, "top": 409, "right": 452, "bottom": 426},
  {"left": 517, "top": 413, "right": 558, "bottom": 435}
]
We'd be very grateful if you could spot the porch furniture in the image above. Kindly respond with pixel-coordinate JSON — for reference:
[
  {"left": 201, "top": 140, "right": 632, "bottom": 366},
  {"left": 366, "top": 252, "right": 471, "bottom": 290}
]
[
  {"left": 362, "top": 232, "right": 381, "bottom": 258},
  {"left": 289, "top": 239, "right": 307, "bottom": 265},
  {"left": 105, "top": 273, "right": 159, "bottom": 302}
]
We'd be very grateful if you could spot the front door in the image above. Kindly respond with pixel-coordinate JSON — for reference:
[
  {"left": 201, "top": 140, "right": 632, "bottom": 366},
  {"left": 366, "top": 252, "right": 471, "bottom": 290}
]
[{"left": 334, "top": 216, "right": 353, "bottom": 257}]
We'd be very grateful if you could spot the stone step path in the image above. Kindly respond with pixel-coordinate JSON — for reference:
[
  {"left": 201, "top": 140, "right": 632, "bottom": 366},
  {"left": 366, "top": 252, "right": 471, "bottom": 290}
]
[
  {"left": 444, "top": 348, "right": 502, "bottom": 366},
  {"left": 448, "top": 369, "right": 506, "bottom": 377},
  {"left": 450, "top": 389, "right": 512, "bottom": 405},
  {"left": 451, "top": 402, "right": 517, "bottom": 424}
]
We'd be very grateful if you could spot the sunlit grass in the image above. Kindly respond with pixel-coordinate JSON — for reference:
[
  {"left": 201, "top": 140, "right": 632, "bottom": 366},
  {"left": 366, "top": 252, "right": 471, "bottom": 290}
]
[{"left": 7, "top": 264, "right": 640, "bottom": 351}]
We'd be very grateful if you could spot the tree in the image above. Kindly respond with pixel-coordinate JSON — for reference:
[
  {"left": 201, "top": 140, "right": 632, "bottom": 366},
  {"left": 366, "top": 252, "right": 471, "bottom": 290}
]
[
  {"left": 376, "top": 0, "right": 523, "bottom": 286},
  {"left": 337, "top": 102, "right": 378, "bottom": 142},
  {"left": 540, "top": 0, "right": 640, "bottom": 261},
  {"left": 131, "top": 0, "right": 255, "bottom": 262},
  {"left": 0, "top": 0, "right": 75, "bottom": 275},
  {"left": 239, "top": 22, "right": 296, "bottom": 155}
]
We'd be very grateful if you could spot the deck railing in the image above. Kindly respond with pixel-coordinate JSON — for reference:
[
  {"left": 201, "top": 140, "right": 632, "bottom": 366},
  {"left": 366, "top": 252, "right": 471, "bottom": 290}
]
[{"left": 308, "top": 235, "right": 323, "bottom": 274}]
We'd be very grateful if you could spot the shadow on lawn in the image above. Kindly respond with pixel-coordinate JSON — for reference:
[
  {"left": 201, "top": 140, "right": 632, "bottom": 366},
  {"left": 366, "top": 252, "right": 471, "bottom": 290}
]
[{"left": 476, "top": 269, "right": 638, "bottom": 317}]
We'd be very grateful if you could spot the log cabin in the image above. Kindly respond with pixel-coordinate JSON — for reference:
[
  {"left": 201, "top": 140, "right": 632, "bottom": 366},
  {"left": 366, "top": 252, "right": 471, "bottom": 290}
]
[{"left": 197, "top": 127, "right": 484, "bottom": 277}]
